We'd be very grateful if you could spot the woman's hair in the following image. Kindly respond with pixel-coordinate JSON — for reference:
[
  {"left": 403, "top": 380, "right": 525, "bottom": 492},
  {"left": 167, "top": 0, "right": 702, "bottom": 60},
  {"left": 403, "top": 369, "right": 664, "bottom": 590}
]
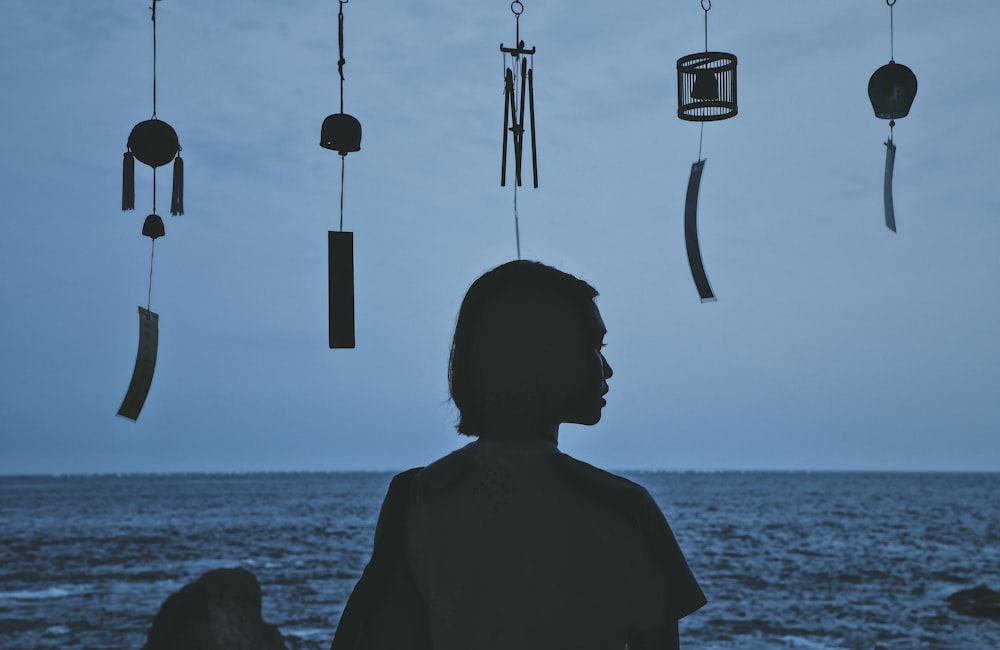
[{"left": 448, "top": 260, "right": 598, "bottom": 437}]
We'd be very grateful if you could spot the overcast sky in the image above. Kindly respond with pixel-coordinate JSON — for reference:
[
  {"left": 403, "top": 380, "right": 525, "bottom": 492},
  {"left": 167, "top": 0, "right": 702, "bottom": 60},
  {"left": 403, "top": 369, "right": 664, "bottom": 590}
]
[{"left": 2, "top": 1, "right": 998, "bottom": 474}]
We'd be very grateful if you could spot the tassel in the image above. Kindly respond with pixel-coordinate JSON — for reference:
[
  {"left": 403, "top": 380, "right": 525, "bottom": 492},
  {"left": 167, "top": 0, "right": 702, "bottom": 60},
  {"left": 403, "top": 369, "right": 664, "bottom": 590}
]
[
  {"left": 170, "top": 156, "right": 184, "bottom": 216},
  {"left": 122, "top": 152, "right": 135, "bottom": 211}
]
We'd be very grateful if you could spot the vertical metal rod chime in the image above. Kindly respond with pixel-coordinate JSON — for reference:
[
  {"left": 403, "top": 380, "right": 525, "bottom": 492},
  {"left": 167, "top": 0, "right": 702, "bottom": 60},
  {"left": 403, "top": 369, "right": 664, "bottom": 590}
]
[
  {"left": 500, "top": 0, "right": 538, "bottom": 260},
  {"left": 118, "top": 0, "right": 186, "bottom": 420},
  {"left": 676, "top": 0, "right": 736, "bottom": 303},
  {"left": 320, "top": 0, "right": 362, "bottom": 348},
  {"left": 867, "top": 0, "right": 917, "bottom": 232}
]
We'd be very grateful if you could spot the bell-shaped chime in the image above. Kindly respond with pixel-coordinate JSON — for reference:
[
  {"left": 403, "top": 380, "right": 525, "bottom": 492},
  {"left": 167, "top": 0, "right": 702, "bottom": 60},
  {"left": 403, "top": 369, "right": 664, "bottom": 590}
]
[
  {"left": 868, "top": 0, "right": 917, "bottom": 232},
  {"left": 118, "top": 0, "right": 186, "bottom": 421},
  {"left": 676, "top": 0, "right": 737, "bottom": 302},
  {"left": 321, "top": 113, "right": 362, "bottom": 156},
  {"left": 321, "top": 0, "right": 363, "bottom": 349},
  {"left": 500, "top": 0, "right": 538, "bottom": 260},
  {"left": 691, "top": 69, "right": 720, "bottom": 101}
]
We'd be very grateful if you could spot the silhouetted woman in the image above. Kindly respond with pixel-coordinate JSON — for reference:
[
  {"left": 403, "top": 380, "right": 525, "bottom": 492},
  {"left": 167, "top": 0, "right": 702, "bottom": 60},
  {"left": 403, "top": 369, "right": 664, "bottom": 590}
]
[{"left": 332, "top": 261, "right": 705, "bottom": 650}]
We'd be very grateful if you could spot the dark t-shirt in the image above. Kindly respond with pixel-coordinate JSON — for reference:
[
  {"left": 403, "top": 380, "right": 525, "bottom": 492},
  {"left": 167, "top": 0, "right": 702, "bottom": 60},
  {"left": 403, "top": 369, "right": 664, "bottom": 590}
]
[
  {"left": 406, "top": 439, "right": 705, "bottom": 649},
  {"left": 332, "top": 439, "right": 705, "bottom": 650}
]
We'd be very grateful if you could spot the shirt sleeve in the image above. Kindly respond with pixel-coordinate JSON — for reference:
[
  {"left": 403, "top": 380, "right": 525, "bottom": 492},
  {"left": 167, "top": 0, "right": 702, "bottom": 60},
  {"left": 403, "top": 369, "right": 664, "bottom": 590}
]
[
  {"left": 330, "top": 468, "right": 430, "bottom": 650},
  {"left": 630, "top": 488, "right": 706, "bottom": 629}
]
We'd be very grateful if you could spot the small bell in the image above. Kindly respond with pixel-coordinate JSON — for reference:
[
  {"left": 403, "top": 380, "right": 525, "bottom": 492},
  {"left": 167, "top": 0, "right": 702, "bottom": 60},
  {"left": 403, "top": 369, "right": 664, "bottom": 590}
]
[
  {"left": 868, "top": 61, "right": 918, "bottom": 120},
  {"left": 691, "top": 70, "right": 719, "bottom": 101},
  {"left": 320, "top": 113, "right": 362, "bottom": 156},
  {"left": 142, "top": 213, "right": 165, "bottom": 240}
]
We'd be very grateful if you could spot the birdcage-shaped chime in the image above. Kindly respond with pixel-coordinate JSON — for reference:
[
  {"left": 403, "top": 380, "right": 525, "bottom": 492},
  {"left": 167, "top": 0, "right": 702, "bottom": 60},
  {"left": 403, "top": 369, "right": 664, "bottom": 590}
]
[
  {"left": 676, "top": 0, "right": 737, "bottom": 302},
  {"left": 320, "top": 0, "right": 363, "bottom": 348},
  {"left": 867, "top": 0, "right": 917, "bottom": 232},
  {"left": 117, "top": 0, "right": 186, "bottom": 420},
  {"left": 677, "top": 52, "right": 737, "bottom": 123}
]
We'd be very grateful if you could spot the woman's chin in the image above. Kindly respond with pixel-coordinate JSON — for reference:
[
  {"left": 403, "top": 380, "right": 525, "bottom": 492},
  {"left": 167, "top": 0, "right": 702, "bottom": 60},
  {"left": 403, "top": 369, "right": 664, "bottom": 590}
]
[{"left": 565, "top": 408, "right": 604, "bottom": 427}]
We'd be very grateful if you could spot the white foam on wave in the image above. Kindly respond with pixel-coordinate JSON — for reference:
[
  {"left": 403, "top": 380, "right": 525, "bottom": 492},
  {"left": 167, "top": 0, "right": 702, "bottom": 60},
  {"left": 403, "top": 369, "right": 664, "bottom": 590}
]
[
  {"left": 282, "top": 627, "right": 332, "bottom": 641},
  {"left": 779, "top": 636, "right": 846, "bottom": 649},
  {"left": 0, "top": 585, "right": 88, "bottom": 601}
]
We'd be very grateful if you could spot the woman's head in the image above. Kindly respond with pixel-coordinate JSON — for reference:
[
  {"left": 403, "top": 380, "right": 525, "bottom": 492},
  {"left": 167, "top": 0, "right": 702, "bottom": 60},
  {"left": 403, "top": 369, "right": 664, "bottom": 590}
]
[{"left": 449, "top": 260, "right": 612, "bottom": 439}]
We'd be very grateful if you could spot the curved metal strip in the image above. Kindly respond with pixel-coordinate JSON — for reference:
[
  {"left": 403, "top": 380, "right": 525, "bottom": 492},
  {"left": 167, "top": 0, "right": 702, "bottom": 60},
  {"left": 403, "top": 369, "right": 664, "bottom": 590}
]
[
  {"left": 684, "top": 159, "right": 717, "bottom": 302},
  {"left": 117, "top": 306, "right": 159, "bottom": 421},
  {"left": 883, "top": 138, "right": 897, "bottom": 232}
]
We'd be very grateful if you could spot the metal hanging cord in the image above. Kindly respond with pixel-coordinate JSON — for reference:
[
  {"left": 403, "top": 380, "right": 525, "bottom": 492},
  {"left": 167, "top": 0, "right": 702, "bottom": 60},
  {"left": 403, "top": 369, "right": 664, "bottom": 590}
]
[
  {"left": 887, "top": 0, "right": 896, "bottom": 139},
  {"left": 702, "top": 0, "right": 711, "bottom": 52},
  {"left": 339, "top": 157, "right": 346, "bottom": 232},
  {"left": 698, "top": 1, "right": 711, "bottom": 161},
  {"left": 147, "top": 240, "right": 156, "bottom": 312},
  {"left": 514, "top": 182, "right": 521, "bottom": 260},
  {"left": 510, "top": 0, "right": 524, "bottom": 260},
  {"left": 151, "top": 0, "right": 159, "bottom": 118},
  {"left": 338, "top": 0, "right": 349, "bottom": 232},
  {"left": 338, "top": 0, "right": 348, "bottom": 112},
  {"left": 888, "top": 0, "right": 896, "bottom": 61},
  {"left": 512, "top": 1, "right": 523, "bottom": 46}
]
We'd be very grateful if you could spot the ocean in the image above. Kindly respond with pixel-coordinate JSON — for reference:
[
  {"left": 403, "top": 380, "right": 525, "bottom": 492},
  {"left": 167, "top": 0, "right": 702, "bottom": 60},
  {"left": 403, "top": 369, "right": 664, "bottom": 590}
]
[{"left": 1, "top": 471, "right": 997, "bottom": 649}]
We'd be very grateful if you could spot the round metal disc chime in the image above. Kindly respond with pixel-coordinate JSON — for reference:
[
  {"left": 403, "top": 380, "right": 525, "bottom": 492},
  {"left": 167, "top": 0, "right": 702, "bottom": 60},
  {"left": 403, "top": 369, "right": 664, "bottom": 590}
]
[
  {"left": 676, "top": 0, "right": 737, "bottom": 303},
  {"left": 321, "top": 0, "right": 362, "bottom": 349},
  {"left": 117, "top": 0, "right": 186, "bottom": 421},
  {"left": 867, "top": 0, "right": 917, "bottom": 232}
]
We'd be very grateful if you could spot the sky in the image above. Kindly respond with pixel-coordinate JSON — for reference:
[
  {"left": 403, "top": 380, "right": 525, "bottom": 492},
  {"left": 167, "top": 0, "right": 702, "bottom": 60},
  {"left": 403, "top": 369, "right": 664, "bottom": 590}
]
[{"left": 1, "top": 1, "right": 998, "bottom": 474}]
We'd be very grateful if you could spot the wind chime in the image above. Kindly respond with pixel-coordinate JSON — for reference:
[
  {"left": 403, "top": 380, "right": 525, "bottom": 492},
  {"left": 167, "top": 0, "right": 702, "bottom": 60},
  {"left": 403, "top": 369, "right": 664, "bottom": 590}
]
[
  {"left": 500, "top": 0, "right": 538, "bottom": 260},
  {"left": 320, "top": 0, "right": 362, "bottom": 348},
  {"left": 118, "top": 0, "right": 185, "bottom": 420},
  {"left": 676, "top": 0, "right": 737, "bottom": 303},
  {"left": 868, "top": 0, "right": 917, "bottom": 232}
]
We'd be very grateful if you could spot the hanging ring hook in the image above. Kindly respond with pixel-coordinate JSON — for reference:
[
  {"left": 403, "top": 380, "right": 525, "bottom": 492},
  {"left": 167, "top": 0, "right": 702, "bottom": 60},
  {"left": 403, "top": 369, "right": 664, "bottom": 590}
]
[
  {"left": 340, "top": 0, "right": 349, "bottom": 4},
  {"left": 886, "top": 0, "right": 896, "bottom": 6},
  {"left": 511, "top": 1, "right": 524, "bottom": 17},
  {"left": 701, "top": 0, "right": 711, "bottom": 12}
]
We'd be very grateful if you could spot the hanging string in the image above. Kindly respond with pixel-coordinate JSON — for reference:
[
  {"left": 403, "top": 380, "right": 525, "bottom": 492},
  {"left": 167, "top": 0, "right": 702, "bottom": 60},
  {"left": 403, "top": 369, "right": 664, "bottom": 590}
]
[
  {"left": 702, "top": 0, "right": 710, "bottom": 52},
  {"left": 147, "top": 240, "right": 156, "bottom": 311},
  {"left": 151, "top": 0, "right": 159, "bottom": 118},
  {"left": 699, "top": 0, "right": 710, "bottom": 161},
  {"left": 338, "top": 0, "right": 348, "bottom": 231},
  {"left": 888, "top": 0, "right": 895, "bottom": 61},
  {"left": 887, "top": 0, "right": 896, "bottom": 144},
  {"left": 513, "top": 182, "right": 521, "bottom": 260},
  {"left": 148, "top": 1, "right": 160, "bottom": 312},
  {"left": 510, "top": 47, "right": 521, "bottom": 259},
  {"left": 513, "top": 1, "right": 522, "bottom": 49},
  {"left": 501, "top": 51, "right": 506, "bottom": 93},
  {"left": 339, "top": 157, "right": 346, "bottom": 232},
  {"left": 512, "top": 0, "right": 524, "bottom": 260},
  {"left": 338, "top": 0, "right": 347, "bottom": 113}
]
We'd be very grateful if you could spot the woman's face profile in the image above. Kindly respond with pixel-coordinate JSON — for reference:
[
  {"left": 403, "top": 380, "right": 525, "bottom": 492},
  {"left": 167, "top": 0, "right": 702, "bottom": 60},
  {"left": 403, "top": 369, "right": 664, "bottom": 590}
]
[{"left": 550, "top": 300, "right": 613, "bottom": 427}]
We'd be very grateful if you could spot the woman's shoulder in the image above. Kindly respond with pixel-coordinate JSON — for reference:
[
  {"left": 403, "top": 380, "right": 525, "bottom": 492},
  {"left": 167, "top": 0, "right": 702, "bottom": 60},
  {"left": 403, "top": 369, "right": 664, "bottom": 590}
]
[
  {"left": 550, "top": 452, "right": 656, "bottom": 515},
  {"left": 410, "top": 441, "right": 480, "bottom": 498}
]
